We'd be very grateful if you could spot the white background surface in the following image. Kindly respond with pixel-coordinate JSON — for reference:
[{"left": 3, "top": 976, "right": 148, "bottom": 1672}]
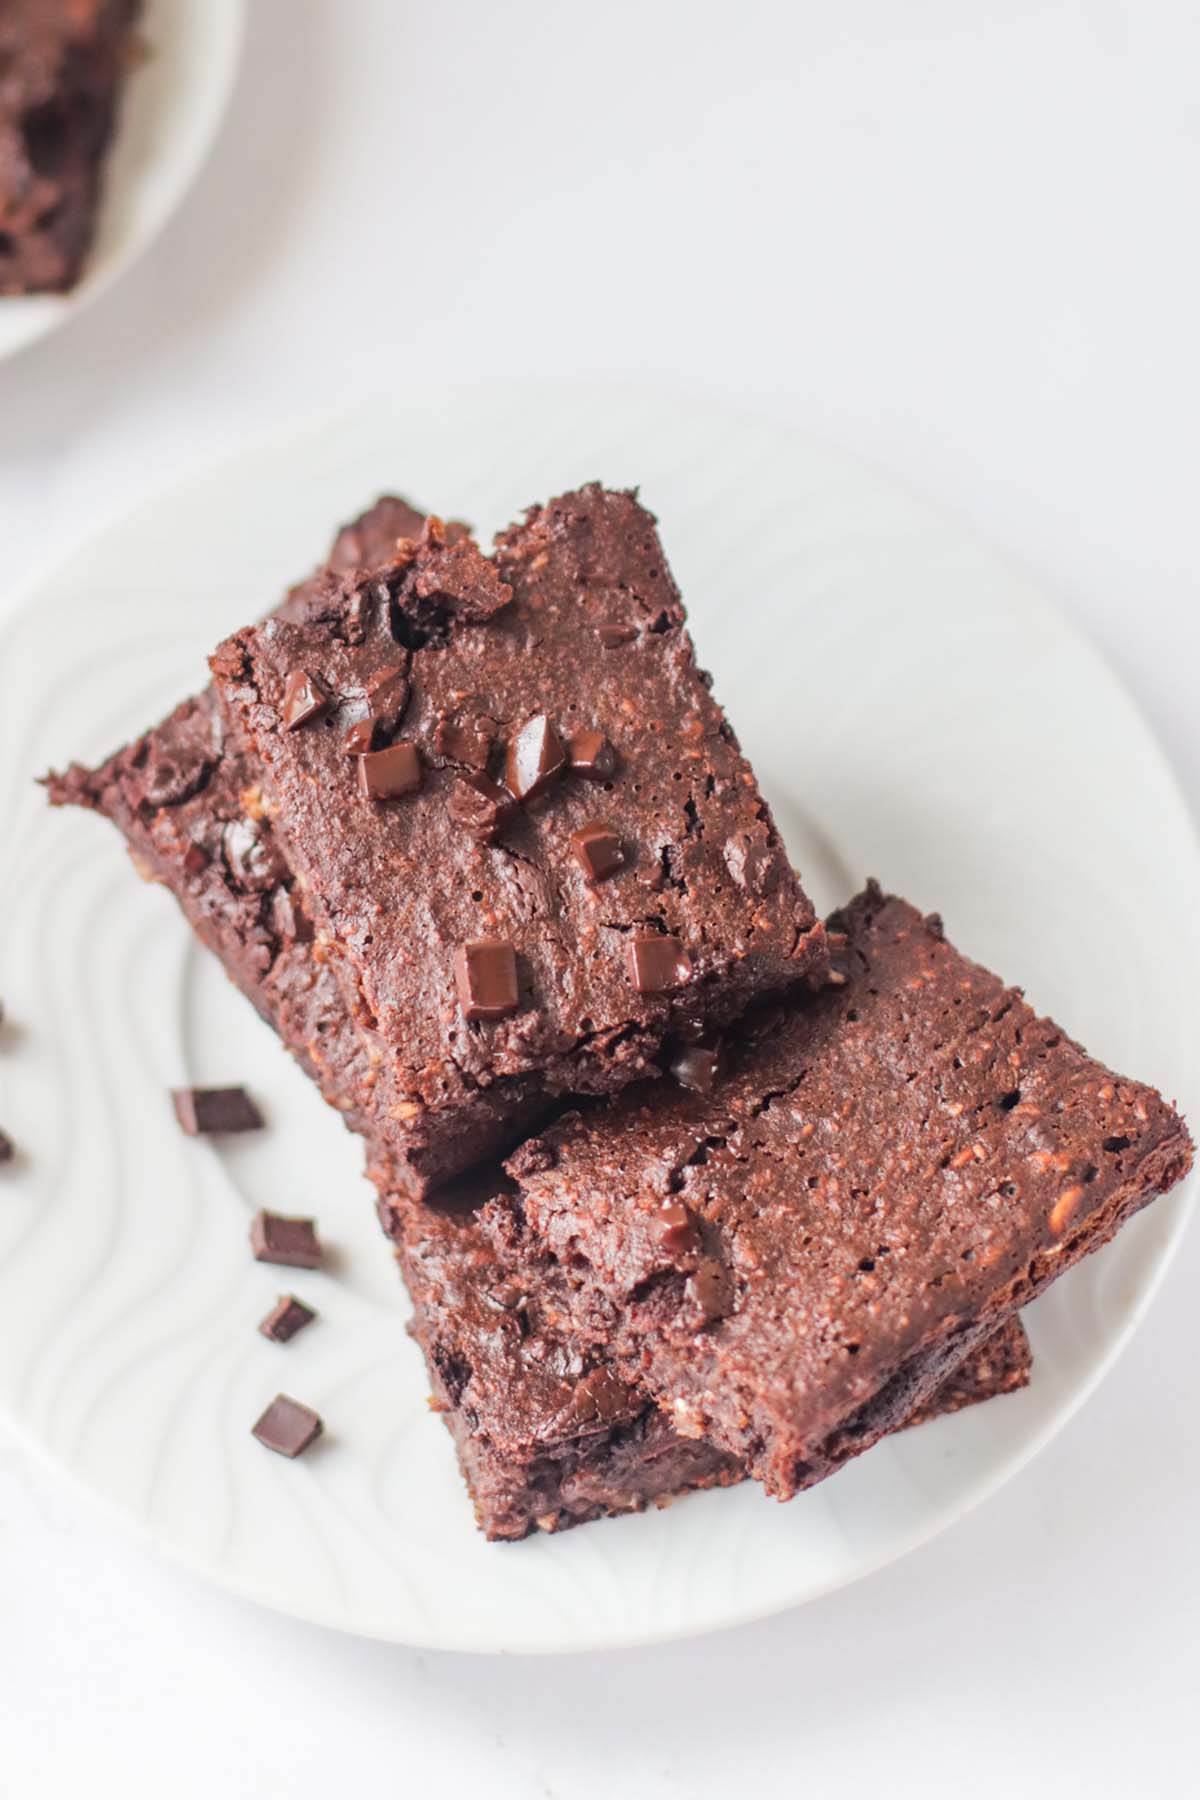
[{"left": 1, "top": 1, "right": 1197, "bottom": 1793}]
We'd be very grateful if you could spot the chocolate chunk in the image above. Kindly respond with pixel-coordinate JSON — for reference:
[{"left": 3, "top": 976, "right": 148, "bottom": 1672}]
[
  {"left": 250, "top": 1210, "right": 323, "bottom": 1269},
  {"left": 685, "top": 1257, "right": 734, "bottom": 1324},
  {"left": 258, "top": 1294, "right": 317, "bottom": 1343},
  {"left": 222, "top": 817, "right": 288, "bottom": 891},
  {"left": 281, "top": 669, "right": 331, "bottom": 730},
  {"left": 449, "top": 772, "right": 516, "bottom": 844},
  {"left": 653, "top": 1200, "right": 701, "bottom": 1258},
  {"left": 571, "top": 822, "right": 625, "bottom": 883},
  {"left": 0, "top": 1129, "right": 14, "bottom": 1166},
  {"left": 670, "top": 1039, "right": 722, "bottom": 1094},
  {"left": 435, "top": 710, "right": 496, "bottom": 772},
  {"left": 567, "top": 729, "right": 617, "bottom": 781},
  {"left": 251, "top": 1394, "right": 324, "bottom": 1458},
  {"left": 171, "top": 1086, "right": 264, "bottom": 1135},
  {"left": 342, "top": 718, "right": 376, "bottom": 756},
  {"left": 505, "top": 715, "right": 566, "bottom": 801},
  {"left": 455, "top": 939, "right": 519, "bottom": 1022},
  {"left": 357, "top": 742, "right": 421, "bottom": 801},
  {"left": 364, "top": 662, "right": 411, "bottom": 735},
  {"left": 181, "top": 841, "right": 210, "bottom": 878},
  {"left": 536, "top": 1365, "right": 635, "bottom": 1441},
  {"left": 627, "top": 933, "right": 692, "bottom": 994},
  {"left": 143, "top": 748, "right": 213, "bottom": 809},
  {"left": 596, "top": 623, "right": 637, "bottom": 649}
]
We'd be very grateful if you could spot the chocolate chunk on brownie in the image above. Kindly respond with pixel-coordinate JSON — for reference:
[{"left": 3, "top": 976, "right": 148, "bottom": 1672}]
[
  {"left": 211, "top": 485, "right": 826, "bottom": 1193},
  {"left": 495, "top": 886, "right": 1192, "bottom": 1499},
  {"left": 0, "top": 0, "right": 141, "bottom": 295}
]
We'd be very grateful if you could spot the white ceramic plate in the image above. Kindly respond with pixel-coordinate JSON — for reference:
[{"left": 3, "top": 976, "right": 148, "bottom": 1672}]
[
  {"left": 0, "top": 0, "right": 243, "bottom": 363},
  {"left": 0, "top": 388, "right": 1195, "bottom": 1653}
]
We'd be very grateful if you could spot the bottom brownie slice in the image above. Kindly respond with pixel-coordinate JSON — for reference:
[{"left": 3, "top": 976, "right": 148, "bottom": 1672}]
[{"left": 374, "top": 1176, "right": 1031, "bottom": 1539}]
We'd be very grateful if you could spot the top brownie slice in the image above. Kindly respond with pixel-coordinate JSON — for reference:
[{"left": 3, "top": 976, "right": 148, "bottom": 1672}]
[
  {"left": 492, "top": 885, "right": 1193, "bottom": 1499},
  {"left": 0, "top": 0, "right": 141, "bottom": 295},
  {"left": 212, "top": 485, "right": 826, "bottom": 1191}
]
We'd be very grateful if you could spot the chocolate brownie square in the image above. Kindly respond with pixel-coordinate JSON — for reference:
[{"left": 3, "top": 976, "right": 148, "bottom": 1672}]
[
  {"left": 0, "top": 0, "right": 141, "bottom": 295},
  {"left": 211, "top": 485, "right": 827, "bottom": 1194},
  {"left": 493, "top": 886, "right": 1192, "bottom": 1499},
  {"left": 377, "top": 1175, "right": 1032, "bottom": 1540}
]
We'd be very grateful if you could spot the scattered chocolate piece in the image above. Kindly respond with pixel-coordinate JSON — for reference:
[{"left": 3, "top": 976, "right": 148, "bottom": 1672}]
[
  {"left": 258, "top": 1294, "right": 318, "bottom": 1343},
  {"left": 567, "top": 729, "right": 617, "bottom": 781},
  {"left": 653, "top": 1200, "right": 701, "bottom": 1258},
  {"left": 455, "top": 939, "right": 519, "bottom": 1022},
  {"left": 281, "top": 669, "right": 330, "bottom": 731},
  {"left": 342, "top": 718, "right": 376, "bottom": 757},
  {"left": 357, "top": 742, "right": 422, "bottom": 801},
  {"left": 171, "top": 1086, "right": 264, "bottom": 1136},
  {"left": 0, "top": 1129, "right": 14, "bottom": 1166},
  {"left": 571, "top": 822, "right": 625, "bottom": 883},
  {"left": 505, "top": 715, "right": 566, "bottom": 801},
  {"left": 181, "top": 841, "right": 210, "bottom": 878},
  {"left": 449, "top": 772, "right": 516, "bottom": 844},
  {"left": 435, "top": 711, "right": 496, "bottom": 772},
  {"left": 596, "top": 623, "right": 637, "bottom": 649},
  {"left": 627, "top": 933, "right": 692, "bottom": 994},
  {"left": 250, "top": 1209, "right": 323, "bottom": 1269},
  {"left": 251, "top": 1394, "right": 324, "bottom": 1458},
  {"left": 670, "top": 1038, "right": 722, "bottom": 1094}
]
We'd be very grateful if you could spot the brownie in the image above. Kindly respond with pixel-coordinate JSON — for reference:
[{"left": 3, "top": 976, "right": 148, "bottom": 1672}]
[
  {"left": 0, "top": 0, "right": 141, "bottom": 295},
  {"left": 48, "top": 661, "right": 1033, "bottom": 1537},
  {"left": 376, "top": 1175, "right": 1032, "bottom": 1539},
  {"left": 210, "top": 485, "right": 827, "bottom": 1194},
  {"left": 493, "top": 886, "right": 1193, "bottom": 1499}
]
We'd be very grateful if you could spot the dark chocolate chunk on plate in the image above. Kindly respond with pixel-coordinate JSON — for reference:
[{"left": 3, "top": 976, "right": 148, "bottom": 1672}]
[
  {"left": 258, "top": 1294, "right": 317, "bottom": 1343},
  {"left": 172, "top": 1086, "right": 264, "bottom": 1136},
  {"left": 250, "top": 1209, "right": 323, "bottom": 1269},
  {"left": 251, "top": 1394, "right": 324, "bottom": 1458},
  {"left": 0, "top": 1128, "right": 15, "bottom": 1166}
]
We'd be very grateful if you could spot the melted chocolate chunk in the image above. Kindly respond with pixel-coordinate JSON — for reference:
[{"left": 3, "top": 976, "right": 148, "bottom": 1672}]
[
  {"left": 258, "top": 1294, "right": 317, "bottom": 1343},
  {"left": 435, "top": 710, "right": 496, "bottom": 772},
  {"left": 251, "top": 1394, "right": 324, "bottom": 1458},
  {"left": 653, "top": 1200, "right": 701, "bottom": 1258},
  {"left": 171, "top": 1086, "right": 264, "bottom": 1135},
  {"left": 571, "top": 822, "right": 625, "bottom": 883},
  {"left": 455, "top": 939, "right": 519, "bottom": 1022},
  {"left": 342, "top": 718, "right": 376, "bottom": 757},
  {"left": 357, "top": 742, "right": 421, "bottom": 801},
  {"left": 685, "top": 1257, "right": 735, "bottom": 1324},
  {"left": 505, "top": 715, "right": 566, "bottom": 801},
  {"left": 449, "top": 773, "right": 516, "bottom": 844},
  {"left": 596, "top": 623, "right": 637, "bottom": 649},
  {"left": 223, "top": 817, "right": 288, "bottom": 891},
  {"left": 627, "top": 933, "right": 692, "bottom": 994},
  {"left": 250, "top": 1210, "right": 323, "bottom": 1269},
  {"left": 281, "top": 669, "right": 330, "bottom": 731},
  {"left": 669, "top": 1038, "right": 722, "bottom": 1094},
  {"left": 567, "top": 729, "right": 617, "bottom": 781}
]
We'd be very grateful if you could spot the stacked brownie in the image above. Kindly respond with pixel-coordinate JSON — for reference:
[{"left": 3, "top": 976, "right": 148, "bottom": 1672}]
[
  {"left": 49, "top": 487, "right": 1193, "bottom": 1540},
  {"left": 0, "top": 0, "right": 141, "bottom": 295}
]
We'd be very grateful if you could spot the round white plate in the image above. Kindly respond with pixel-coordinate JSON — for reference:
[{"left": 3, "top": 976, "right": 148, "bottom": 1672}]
[
  {"left": 0, "top": 388, "right": 1195, "bottom": 1653},
  {"left": 0, "top": 0, "right": 243, "bottom": 363}
]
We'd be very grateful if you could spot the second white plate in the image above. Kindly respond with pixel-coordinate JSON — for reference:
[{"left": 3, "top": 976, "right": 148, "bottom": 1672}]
[{"left": 0, "top": 386, "right": 1195, "bottom": 1651}]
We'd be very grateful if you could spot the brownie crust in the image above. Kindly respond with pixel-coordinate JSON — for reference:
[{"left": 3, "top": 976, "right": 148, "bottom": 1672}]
[
  {"left": 211, "top": 485, "right": 826, "bottom": 1193},
  {"left": 495, "top": 886, "right": 1193, "bottom": 1499},
  {"left": 0, "top": 0, "right": 141, "bottom": 295}
]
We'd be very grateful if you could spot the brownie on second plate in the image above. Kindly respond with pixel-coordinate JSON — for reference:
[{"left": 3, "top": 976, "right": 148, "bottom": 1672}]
[
  {"left": 210, "top": 485, "right": 828, "bottom": 1194},
  {"left": 0, "top": 0, "right": 141, "bottom": 295},
  {"left": 492, "top": 885, "right": 1193, "bottom": 1500}
]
